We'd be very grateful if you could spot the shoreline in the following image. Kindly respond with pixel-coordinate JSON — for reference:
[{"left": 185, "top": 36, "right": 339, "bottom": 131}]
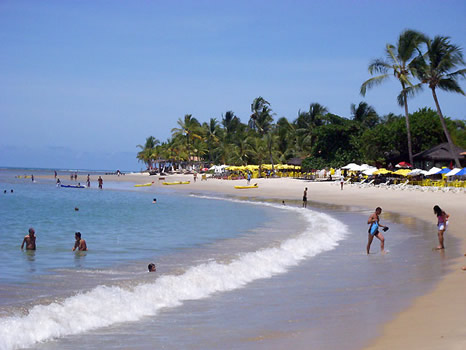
[{"left": 40, "top": 172, "right": 466, "bottom": 349}]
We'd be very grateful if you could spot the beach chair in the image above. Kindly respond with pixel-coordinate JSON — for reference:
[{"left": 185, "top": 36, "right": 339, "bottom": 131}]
[
  {"left": 360, "top": 179, "right": 375, "bottom": 188},
  {"left": 354, "top": 178, "right": 367, "bottom": 187},
  {"left": 392, "top": 179, "right": 409, "bottom": 190},
  {"left": 375, "top": 180, "right": 390, "bottom": 188}
]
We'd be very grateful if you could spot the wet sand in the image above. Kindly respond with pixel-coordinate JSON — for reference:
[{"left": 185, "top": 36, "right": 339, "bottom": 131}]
[{"left": 42, "top": 172, "right": 466, "bottom": 349}]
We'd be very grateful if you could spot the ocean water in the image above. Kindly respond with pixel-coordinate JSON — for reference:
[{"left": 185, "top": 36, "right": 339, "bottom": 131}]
[{"left": 0, "top": 169, "right": 456, "bottom": 350}]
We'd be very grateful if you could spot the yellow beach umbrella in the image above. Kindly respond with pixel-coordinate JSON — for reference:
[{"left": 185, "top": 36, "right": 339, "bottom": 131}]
[
  {"left": 393, "top": 169, "right": 411, "bottom": 176},
  {"left": 373, "top": 168, "right": 392, "bottom": 175}
]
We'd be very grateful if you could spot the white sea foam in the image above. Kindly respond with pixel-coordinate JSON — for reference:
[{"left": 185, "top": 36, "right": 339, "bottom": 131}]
[{"left": 0, "top": 199, "right": 348, "bottom": 350}]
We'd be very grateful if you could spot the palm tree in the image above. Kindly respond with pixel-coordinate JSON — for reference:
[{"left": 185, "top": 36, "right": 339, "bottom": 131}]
[
  {"left": 202, "top": 118, "right": 221, "bottom": 163},
  {"left": 136, "top": 136, "right": 160, "bottom": 169},
  {"left": 249, "top": 97, "right": 274, "bottom": 135},
  {"left": 410, "top": 36, "right": 466, "bottom": 167},
  {"left": 350, "top": 102, "right": 379, "bottom": 128},
  {"left": 361, "top": 29, "right": 427, "bottom": 165},
  {"left": 294, "top": 103, "right": 328, "bottom": 154},
  {"left": 264, "top": 131, "right": 279, "bottom": 174},
  {"left": 171, "top": 114, "right": 202, "bottom": 165},
  {"left": 276, "top": 117, "right": 296, "bottom": 161}
]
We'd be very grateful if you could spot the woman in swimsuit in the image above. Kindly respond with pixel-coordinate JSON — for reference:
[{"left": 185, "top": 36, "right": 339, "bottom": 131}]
[{"left": 433, "top": 205, "right": 449, "bottom": 250}]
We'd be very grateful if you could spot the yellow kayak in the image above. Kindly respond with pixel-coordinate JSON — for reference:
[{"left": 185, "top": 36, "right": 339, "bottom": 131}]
[
  {"left": 163, "top": 181, "right": 190, "bottom": 185},
  {"left": 234, "top": 184, "right": 258, "bottom": 189},
  {"left": 134, "top": 182, "right": 153, "bottom": 187}
]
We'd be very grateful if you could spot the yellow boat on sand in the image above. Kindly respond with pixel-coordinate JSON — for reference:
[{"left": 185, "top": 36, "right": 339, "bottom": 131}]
[
  {"left": 134, "top": 182, "right": 153, "bottom": 187},
  {"left": 234, "top": 184, "right": 258, "bottom": 189},
  {"left": 163, "top": 181, "right": 190, "bottom": 185}
]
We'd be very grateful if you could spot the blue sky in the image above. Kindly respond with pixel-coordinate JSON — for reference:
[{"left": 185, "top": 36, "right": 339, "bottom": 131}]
[{"left": 1, "top": 0, "right": 465, "bottom": 171}]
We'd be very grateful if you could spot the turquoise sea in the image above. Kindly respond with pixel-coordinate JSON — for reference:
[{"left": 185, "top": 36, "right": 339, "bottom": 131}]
[{"left": 0, "top": 168, "right": 456, "bottom": 350}]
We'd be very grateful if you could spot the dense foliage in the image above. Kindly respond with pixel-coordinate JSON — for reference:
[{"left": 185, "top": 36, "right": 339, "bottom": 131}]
[
  {"left": 137, "top": 104, "right": 466, "bottom": 170},
  {"left": 137, "top": 30, "right": 465, "bottom": 171}
]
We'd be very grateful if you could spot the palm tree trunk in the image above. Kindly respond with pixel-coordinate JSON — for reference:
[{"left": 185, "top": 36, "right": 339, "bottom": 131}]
[
  {"left": 402, "top": 87, "right": 414, "bottom": 165},
  {"left": 431, "top": 88, "right": 461, "bottom": 167}
]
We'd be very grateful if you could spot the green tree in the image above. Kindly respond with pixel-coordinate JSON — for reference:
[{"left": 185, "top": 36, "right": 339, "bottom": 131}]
[
  {"left": 294, "top": 103, "right": 328, "bottom": 156},
  {"left": 249, "top": 97, "right": 274, "bottom": 135},
  {"left": 171, "top": 114, "right": 202, "bottom": 165},
  {"left": 136, "top": 136, "right": 160, "bottom": 169},
  {"left": 350, "top": 102, "right": 379, "bottom": 129},
  {"left": 410, "top": 36, "right": 466, "bottom": 167},
  {"left": 202, "top": 118, "right": 222, "bottom": 163},
  {"left": 361, "top": 29, "right": 427, "bottom": 165}
]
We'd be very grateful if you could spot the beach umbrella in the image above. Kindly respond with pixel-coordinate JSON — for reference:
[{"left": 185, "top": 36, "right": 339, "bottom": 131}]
[
  {"left": 395, "top": 161, "right": 413, "bottom": 168},
  {"left": 445, "top": 168, "right": 462, "bottom": 176},
  {"left": 407, "top": 169, "right": 426, "bottom": 176},
  {"left": 437, "top": 168, "right": 451, "bottom": 174},
  {"left": 360, "top": 164, "right": 375, "bottom": 170},
  {"left": 425, "top": 167, "right": 441, "bottom": 176},
  {"left": 393, "top": 169, "right": 412, "bottom": 176},
  {"left": 373, "top": 168, "right": 392, "bottom": 175},
  {"left": 455, "top": 167, "right": 466, "bottom": 176},
  {"left": 363, "top": 168, "right": 377, "bottom": 176},
  {"left": 342, "top": 163, "right": 358, "bottom": 170}
]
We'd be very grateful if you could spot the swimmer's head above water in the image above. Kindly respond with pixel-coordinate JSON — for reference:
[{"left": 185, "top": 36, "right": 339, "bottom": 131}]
[{"left": 148, "top": 263, "right": 156, "bottom": 272}]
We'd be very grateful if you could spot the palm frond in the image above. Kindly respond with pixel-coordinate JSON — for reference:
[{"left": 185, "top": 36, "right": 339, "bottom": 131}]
[
  {"left": 397, "top": 84, "right": 423, "bottom": 106},
  {"left": 437, "top": 78, "right": 465, "bottom": 94},
  {"left": 360, "top": 74, "right": 390, "bottom": 96},
  {"left": 368, "top": 59, "right": 391, "bottom": 74}
]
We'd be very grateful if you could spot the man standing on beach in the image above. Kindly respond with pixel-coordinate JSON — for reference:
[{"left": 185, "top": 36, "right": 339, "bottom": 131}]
[
  {"left": 21, "top": 228, "right": 36, "bottom": 250},
  {"left": 87, "top": 174, "right": 91, "bottom": 188},
  {"left": 367, "top": 207, "right": 387, "bottom": 254},
  {"left": 303, "top": 187, "right": 308, "bottom": 208},
  {"left": 72, "top": 232, "right": 87, "bottom": 251},
  {"left": 98, "top": 176, "right": 103, "bottom": 189},
  {"left": 340, "top": 175, "right": 344, "bottom": 190}
]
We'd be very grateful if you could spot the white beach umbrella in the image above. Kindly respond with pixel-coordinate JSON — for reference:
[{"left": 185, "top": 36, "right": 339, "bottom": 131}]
[
  {"left": 360, "top": 164, "right": 374, "bottom": 170},
  {"left": 407, "top": 169, "right": 423, "bottom": 176},
  {"left": 342, "top": 163, "right": 358, "bottom": 170},
  {"left": 445, "top": 168, "right": 462, "bottom": 176},
  {"left": 425, "top": 167, "right": 441, "bottom": 176},
  {"left": 363, "top": 168, "right": 377, "bottom": 176}
]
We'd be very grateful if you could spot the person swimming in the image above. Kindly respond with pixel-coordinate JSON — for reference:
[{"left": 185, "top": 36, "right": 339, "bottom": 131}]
[{"left": 148, "top": 263, "right": 156, "bottom": 272}]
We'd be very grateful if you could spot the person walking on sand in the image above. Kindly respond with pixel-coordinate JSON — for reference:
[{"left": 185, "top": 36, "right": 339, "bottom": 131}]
[
  {"left": 247, "top": 171, "right": 252, "bottom": 185},
  {"left": 98, "top": 176, "right": 103, "bottom": 189},
  {"left": 21, "top": 228, "right": 36, "bottom": 250},
  {"left": 367, "top": 207, "right": 388, "bottom": 254},
  {"left": 433, "top": 205, "right": 449, "bottom": 250},
  {"left": 302, "top": 187, "right": 308, "bottom": 208},
  {"left": 72, "top": 232, "right": 87, "bottom": 251},
  {"left": 340, "top": 175, "right": 344, "bottom": 190}
]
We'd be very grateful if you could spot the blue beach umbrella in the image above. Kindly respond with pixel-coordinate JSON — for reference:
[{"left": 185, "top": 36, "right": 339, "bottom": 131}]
[
  {"left": 455, "top": 167, "right": 466, "bottom": 176},
  {"left": 437, "top": 168, "right": 451, "bottom": 174}
]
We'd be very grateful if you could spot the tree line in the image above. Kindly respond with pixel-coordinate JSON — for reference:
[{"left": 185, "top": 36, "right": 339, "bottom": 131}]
[{"left": 137, "top": 29, "right": 465, "bottom": 171}]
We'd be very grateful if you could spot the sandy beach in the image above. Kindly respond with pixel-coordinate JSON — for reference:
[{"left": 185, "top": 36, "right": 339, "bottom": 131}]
[{"left": 45, "top": 173, "right": 466, "bottom": 349}]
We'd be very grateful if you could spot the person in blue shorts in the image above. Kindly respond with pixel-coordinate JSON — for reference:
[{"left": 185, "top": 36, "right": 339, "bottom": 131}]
[{"left": 366, "top": 207, "right": 388, "bottom": 254}]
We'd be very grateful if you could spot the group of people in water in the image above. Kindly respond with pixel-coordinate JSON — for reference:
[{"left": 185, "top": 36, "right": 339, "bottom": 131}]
[
  {"left": 301, "top": 187, "right": 464, "bottom": 270},
  {"left": 365, "top": 205, "right": 450, "bottom": 254},
  {"left": 21, "top": 228, "right": 87, "bottom": 252}
]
